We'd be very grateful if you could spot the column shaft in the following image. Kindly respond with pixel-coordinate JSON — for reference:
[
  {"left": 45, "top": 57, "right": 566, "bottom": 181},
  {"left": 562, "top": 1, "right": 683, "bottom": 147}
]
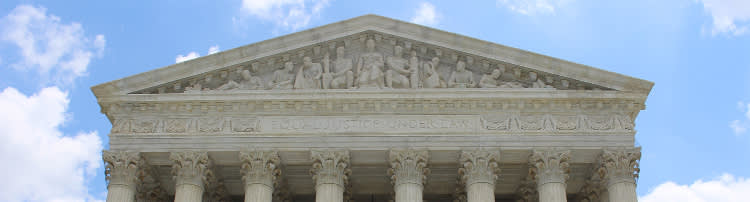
[
  {"left": 315, "top": 183, "right": 344, "bottom": 202},
  {"left": 106, "top": 184, "right": 135, "bottom": 202},
  {"left": 607, "top": 182, "right": 637, "bottom": 202},
  {"left": 466, "top": 183, "right": 494, "bottom": 202},
  {"left": 538, "top": 182, "right": 566, "bottom": 202},
  {"left": 395, "top": 183, "right": 423, "bottom": 202},
  {"left": 244, "top": 183, "right": 273, "bottom": 202},
  {"left": 174, "top": 183, "right": 203, "bottom": 202}
]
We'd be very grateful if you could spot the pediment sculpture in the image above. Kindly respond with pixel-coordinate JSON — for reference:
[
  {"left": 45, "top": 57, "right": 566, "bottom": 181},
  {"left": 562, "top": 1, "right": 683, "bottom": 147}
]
[{"left": 132, "top": 32, "right": 610, "bottom": 94}]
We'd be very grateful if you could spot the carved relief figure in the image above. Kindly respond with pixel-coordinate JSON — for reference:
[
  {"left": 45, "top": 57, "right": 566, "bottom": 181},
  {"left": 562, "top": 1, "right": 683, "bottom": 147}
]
[
  {"left": 217, "top": 69, "right": 263, "bottom": 90},
  {"left": 479, "top": 68, "right": 502, "bottom": 88},
  {"left": 408, "top": 50, "right": 420, "bottom": 88},
  {"left": 325, "top": 47, "right": 354, "bottom": 89},
  {"left": 529, "top": 72, "right": 553, "bottom": 88},
  {"left": 423, "top": 57, "right": 447, "bottom": 88},
  {"left": 356, "top": 39, "right": 385, "bottom": 88},
  {"left": 448, "top": 60, "right": 476, "bottom": 88},
  {"left": 268, "top": 61, "right": 295, "bottom": 90},
  {"left": 385, "top": 45, "right": 417, "bottom": 88},
  {"left": 294, "top": 56, "right": 323, "bottom": 89}
]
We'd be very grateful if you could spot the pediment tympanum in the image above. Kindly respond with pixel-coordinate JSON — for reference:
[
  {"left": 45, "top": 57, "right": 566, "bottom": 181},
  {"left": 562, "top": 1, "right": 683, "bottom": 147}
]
[{"left": 91, "top": 15, "right": 652, "bottom": 97}]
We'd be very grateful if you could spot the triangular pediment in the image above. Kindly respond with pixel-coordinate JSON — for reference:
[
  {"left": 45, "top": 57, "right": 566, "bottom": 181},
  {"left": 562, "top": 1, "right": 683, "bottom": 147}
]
[{"left": 91, "top": 15, "right": 652, "bottom": 97}]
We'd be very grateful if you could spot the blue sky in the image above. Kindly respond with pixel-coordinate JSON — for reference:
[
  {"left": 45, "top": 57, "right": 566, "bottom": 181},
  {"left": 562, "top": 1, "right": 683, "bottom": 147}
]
[{"left": 1, "top": 0, "right": 749, "bottom": 201}]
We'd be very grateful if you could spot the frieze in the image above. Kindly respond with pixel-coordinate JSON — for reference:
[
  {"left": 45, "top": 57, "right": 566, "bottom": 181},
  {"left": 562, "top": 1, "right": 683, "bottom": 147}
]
[
  {"left": 109, "top": 114, "right": 635, "bottom": 135},
  {"left": 130, "top": 32, "right": 612, "bottom": 94}
]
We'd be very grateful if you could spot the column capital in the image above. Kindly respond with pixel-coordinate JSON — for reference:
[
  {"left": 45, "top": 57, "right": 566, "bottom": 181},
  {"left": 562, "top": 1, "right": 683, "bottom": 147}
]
[
  {"left": 170, "top": 151, "right": 211, "bottom": 190},
  {"left": 388, "top": 149, "right": 430, "bottom": 186},
  {"left": 239, "top": 150, "right": 281, "bottom": 188},
  {"left": 577, "top": 179, "right": 602, "bottom": 202},
  {"left": 310, "top": 150, "right": 351, "bottom": 188},
  {"left": 459, "top": 149, "right": 501, "bottom": 186},
  {"left": 515, "top": 176, "right": 538, "bottom": 202},
  {"left": 528, "top": 149, "right": 571, "bottom": 186},
  {"left": 135, "top": 158, "right": 169, "bottom": 201},
  {"left": 103, "top": 150, "right": 140, "bottom": 190},
  {"left": 597, "top": 148, "right": 641, "bottom": 187}
]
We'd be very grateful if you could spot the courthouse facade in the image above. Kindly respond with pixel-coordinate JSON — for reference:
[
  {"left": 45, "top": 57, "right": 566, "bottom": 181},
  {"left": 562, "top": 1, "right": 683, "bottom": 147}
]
[{"left": 93, "top": 15, "right": 653, "bottom": 202}]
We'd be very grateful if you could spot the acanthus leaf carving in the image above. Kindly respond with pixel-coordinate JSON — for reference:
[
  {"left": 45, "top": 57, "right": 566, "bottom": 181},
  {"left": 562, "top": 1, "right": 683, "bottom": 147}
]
[
  {"left": 310, "top": 150, "right": 351, "bottom": 187},
  {"left": 103, "top": 150, "right": 140, "bottom": 189},
  {"left": 239, "top": 150, "right": 281, "bottom": 188},
  {"left": 528, "top": 149, "right": 571, "bottom": 186},
  {"left": 388, "top": 149, "right": 430, "bottom": 186},
  {"left": 597, "top": 148, "right": 641, "bottom": 186},
  {"left": 458, "top": 150, "right": 500, "bottom": 186},
  {"left": 169, "top": 151, "right": 211, "bottom": 189}
]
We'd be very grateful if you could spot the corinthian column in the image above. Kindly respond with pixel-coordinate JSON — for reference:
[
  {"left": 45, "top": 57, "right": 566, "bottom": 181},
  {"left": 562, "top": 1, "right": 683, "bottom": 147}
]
[
  {"left": 170, "top": 151, "right": 210, "bottom": 202},
  {"left": 103, "top": 151, "right": 140, "bottom": 202},
  {"left": 459, "top": 150, "right": 500, "bottom": 202},
  {"left": 388, "top": 149, "right": 430, "bottom": 202},
  {"left": 240, "top": 150, "right": 281, "bottom": 202},
  {"left": 598, "top": 148, "right": 640, "bottom": 202},
  {"left": 310, "top": 150, "right": 351, "bottom": 202},
  {"left": 529, "top": 149, "right": 570, "bottom": 202}
]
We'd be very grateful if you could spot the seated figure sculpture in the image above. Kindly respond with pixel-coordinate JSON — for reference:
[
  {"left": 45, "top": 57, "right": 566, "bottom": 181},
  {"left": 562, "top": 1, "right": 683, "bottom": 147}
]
[
  {"left": 217, "top": 69, "right": 263, "bottom": 90},
  {"left": 356, "top": 39, "right": 385, "bottom": 89},
  {"left": 529, "top": 71, "right": 554, "bottom": 88},
  {"left": 294, "top": 56, "right": 323, "bottom": 89},
  {"left": 325, "top": 47, "right": 354, "bottom": 89},
  {"left": 479, "top": 68, "right": 503, "bottom": 88},
  {"left": 385, "top": 45, "right": 416, "bottom": 88},
  {"left": 448, "top": 60, "right": 476, "bottom": 88},
  {"left": 268, "top": 61, "right": 295, "bottom": 90}
]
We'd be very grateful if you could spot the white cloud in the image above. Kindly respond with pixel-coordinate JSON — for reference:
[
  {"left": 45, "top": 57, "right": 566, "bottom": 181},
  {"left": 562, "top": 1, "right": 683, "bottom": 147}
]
[
  {"left": 496, "top": 0, "right": 570, "bottom": 15},
  {"left": 0, "top": 5, "right": 106, "bottom": 85},
  {"left": 175, "top": 45, "right": 221, "bottom": 63},
  {"left": 239, "top": 0, "right": 331, "bottom": 32},
  {"left": 698, "top": 0, "right": 750, "bottom": 36},
  {"left": 0, "top": 87, "right": 103, "bottom": 202},
  {"left": 175, "top": 51, "right": 200, "bottom": 63},
  {"left": 411, "top": 2, "right": 440, "bottom": 26},
  {"left": 640, "top": 174, "right": 750, "bottom": 202},
  {"left": 208, "top": 45, "right": 220, "bottom": 54},
  {"left": 729, "top": 101, "right": 750, "bottom": 135}
]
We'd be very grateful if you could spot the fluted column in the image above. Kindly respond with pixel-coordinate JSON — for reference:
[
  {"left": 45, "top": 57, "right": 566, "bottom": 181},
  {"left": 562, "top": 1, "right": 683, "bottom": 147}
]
[
  {"left": 170, "top": 151, "right": 210, "bottom": 202},
  {"left": 598, "top": 148, "right": 640, "bottom": 202},
  {"left": 529, "top": 149, "right": 570, "bottom": 202},
  {"left": 310, "top": 150, "right": 351, "bottom": 202},
  {"left": 459, "top": 150, "right": 500, "bottom": 202},
  {"left": 388, "top": 149, "right": 430, "bottom": 202},
  {"left": 103, "top": 151, "right": 140, "bottom": 202},
  {"left": 240, "top": 150, "right": 281, "bottom": 202}
]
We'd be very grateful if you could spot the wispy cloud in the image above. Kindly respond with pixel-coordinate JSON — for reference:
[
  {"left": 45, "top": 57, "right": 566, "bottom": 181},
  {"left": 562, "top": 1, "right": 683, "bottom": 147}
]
[
  {"left": 729, "top": 101, "right": 750, "bottom": 135},
  {"left": 698, "top": 0, "right": 750, "bottom": 36},
  {"left": 175, "top": 45, "right": 220, "bottom": 63},
  {"left": 411, "top": 2, "right": 440, "bottom": 26},
  {"left": 640, "top": 174, "right": 750, "bottom": 202},
  {"left": 496, "top": 0, "right": 571, "bottom": 16},
  {"left": 237, "top": 0, "right": 331, "bottom": 33},
  {"left": 0, "top": 5, "right": 105, "bottom": 86}
]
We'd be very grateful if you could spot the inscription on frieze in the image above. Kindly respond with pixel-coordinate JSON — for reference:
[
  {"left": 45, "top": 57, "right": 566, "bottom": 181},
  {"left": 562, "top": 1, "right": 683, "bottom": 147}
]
[{"left": 260, "top": 115, "right": 479, "bottom": 134}]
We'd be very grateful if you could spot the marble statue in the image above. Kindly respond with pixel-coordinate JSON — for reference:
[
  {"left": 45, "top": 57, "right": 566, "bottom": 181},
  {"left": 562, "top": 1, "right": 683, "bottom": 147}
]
[
  {"left": 408, "top": 50, "right": 420, "bottom": 88},
  {"left": 448, "top": 60, "right": 476, "bottom": 88},
  {"left": 479, "top": 68, "right": 502, "bottom": 88},
  {"left": 216, "top": 69, "right": 263, "bottom": 90},
  {"left": 268, "top": 61, "right": 295, "bottom": 90},
  {"left": 386, "top": 45, "right": 417, "bottom": 88},
  {"left": 356, "top": 39, "right": 385, "bottom": 88},
  {"left": 294, "top": 56, "right": 323, "bottom": 89},
  {"left": 325, "top": 47, "right": 354, "bottom": 89},
  {"left": 529, "top": 72, "right": 553, "bottom": 88},
  {"left": 423, "top": 57, "right": 446, "bottom": 88}
]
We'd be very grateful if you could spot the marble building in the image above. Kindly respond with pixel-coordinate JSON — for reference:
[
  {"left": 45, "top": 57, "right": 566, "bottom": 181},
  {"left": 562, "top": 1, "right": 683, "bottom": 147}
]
[{"left": 93, "top": 15, "right": 653, "bottom": 202}]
